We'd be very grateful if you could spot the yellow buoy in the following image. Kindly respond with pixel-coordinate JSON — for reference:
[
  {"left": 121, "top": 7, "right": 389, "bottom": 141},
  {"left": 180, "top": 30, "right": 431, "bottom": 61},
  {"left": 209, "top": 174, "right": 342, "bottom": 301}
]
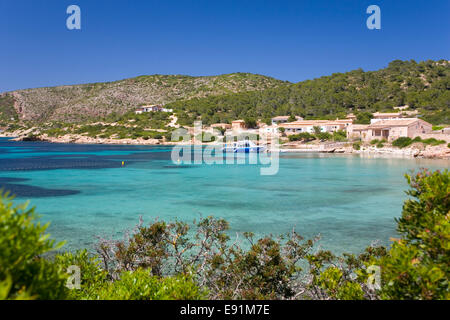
[{"left": 122, "top": 161, "right": 125, "bottom": 166}]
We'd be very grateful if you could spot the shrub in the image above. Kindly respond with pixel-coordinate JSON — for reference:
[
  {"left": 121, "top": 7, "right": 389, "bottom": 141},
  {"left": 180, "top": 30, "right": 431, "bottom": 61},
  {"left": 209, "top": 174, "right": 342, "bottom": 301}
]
[
  {"left": 392, "top": 137, "right": 413, "bottom": 148},
  {"left": 375, "top": 169, "right": 450, "bottom": 300},
  {"left": 0, "top": 193, "right": 68, "bottom": 300},
  {"left": 353, "top": 142, "right": 361, "bottom": 150},
  {"left": 332, "top": 130, "right": 347, "bottom": 142},
  {"left": 315, "top": 132, "right": 332, "bottom": 141},
  {"left": 313, "top": 126, "right": 322, "bottom": 135},
  {"left": 370, "top": 139, "right": 379, "bottom": 145},
  {"left": 288, "top": 132, "right": 314, "bottom": 142},
  {"left": 402, "top": 136, "right": 446, "bottom": 147},
  {"left": 70, "top": 268, "right": 206, "bottom": 300},
  {"left": 55, "top": 250, "right": 107, "bottom": 300},
  {"left": 421, "top": 138, "right": 446, "bottom": 146},
  {"left": 307, "top": 169, "right": 449, "bottom": 301},
  {"left": 96, "top": 217, "right": 319, "bottom": 300},
  {"left": 355, "top": 112, "right": 373, "bottom": 125}
]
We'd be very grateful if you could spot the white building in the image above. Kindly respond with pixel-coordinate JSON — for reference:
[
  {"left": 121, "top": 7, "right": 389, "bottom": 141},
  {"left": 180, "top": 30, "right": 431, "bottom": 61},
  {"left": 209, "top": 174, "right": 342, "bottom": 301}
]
[
  {"left": 135, "top": 105, "right": 173, "bottom": 114},
  {"left": 271, "top": 116, "right": 303, "bottom": 126},
  {"left": 280, "top": 119, "right": 353, "bottom": 135}
]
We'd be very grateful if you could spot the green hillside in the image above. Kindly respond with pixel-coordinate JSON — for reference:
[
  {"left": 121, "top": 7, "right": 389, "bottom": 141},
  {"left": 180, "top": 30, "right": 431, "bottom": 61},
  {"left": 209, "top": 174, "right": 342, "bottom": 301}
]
[
  {"left": 1, "top": 59, "right": 448, "bottom": 126},
  {"left": 166, "top": 59, "right": 450, "bottom": 125}
]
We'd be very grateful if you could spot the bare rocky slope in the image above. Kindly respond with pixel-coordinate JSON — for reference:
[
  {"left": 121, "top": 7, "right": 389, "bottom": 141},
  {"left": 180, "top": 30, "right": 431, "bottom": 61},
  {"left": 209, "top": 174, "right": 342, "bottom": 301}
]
[{"left": 0, "top": 73, "right": 287, "bottom": 123}]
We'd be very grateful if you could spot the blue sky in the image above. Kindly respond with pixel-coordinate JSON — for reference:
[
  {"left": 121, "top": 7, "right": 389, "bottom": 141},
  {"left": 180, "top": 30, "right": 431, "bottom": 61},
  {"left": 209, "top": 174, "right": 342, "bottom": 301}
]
[{"left": 1, "top": 0, "right": 449, "bottom": 92}]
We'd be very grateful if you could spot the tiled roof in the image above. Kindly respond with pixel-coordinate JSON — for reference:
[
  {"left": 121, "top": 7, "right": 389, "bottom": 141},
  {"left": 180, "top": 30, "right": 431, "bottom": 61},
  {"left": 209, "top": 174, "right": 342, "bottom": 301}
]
[
  {"left": 281, "top": 120, "right": 352, "bottom": 127},
  {"left": 373, "top": 112, "right": 402, "bottom": 117},
  {"left": 352, "top": 125, "right": 369, "bottom": 130},
  {"left": 368, "top": 119, "right": 420, "bottom": 128}
]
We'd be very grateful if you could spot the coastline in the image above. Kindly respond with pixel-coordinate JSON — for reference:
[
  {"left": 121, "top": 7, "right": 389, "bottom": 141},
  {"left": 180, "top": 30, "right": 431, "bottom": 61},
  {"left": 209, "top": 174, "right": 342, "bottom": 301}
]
[{"left": 2, "top": 132, "right": 449, "bottom": 160}]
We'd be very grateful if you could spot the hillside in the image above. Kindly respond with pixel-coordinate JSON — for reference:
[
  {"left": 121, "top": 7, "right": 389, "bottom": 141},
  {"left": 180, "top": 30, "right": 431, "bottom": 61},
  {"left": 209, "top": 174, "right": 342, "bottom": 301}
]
[
  {"left": 167, "top": 59, "right": 450, "bottom": 125},
  {"left": 1, "top": 59, "right": 449, "bottom": 126},
  {"left": 0, "top": 73, "right": 287, "bottom": 123}
]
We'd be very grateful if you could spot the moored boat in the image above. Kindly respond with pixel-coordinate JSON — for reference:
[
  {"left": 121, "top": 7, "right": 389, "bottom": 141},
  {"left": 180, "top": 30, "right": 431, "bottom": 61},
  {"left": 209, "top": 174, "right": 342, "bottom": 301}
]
[{"left": 221, "top": 140, "right": 265, "bottom": 153}]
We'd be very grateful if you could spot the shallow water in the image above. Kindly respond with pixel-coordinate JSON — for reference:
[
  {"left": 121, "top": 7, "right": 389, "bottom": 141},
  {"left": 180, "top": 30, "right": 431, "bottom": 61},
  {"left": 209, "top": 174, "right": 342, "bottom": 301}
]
[{"left": 0, "top": 138, "right": 447, "bottom": 254}]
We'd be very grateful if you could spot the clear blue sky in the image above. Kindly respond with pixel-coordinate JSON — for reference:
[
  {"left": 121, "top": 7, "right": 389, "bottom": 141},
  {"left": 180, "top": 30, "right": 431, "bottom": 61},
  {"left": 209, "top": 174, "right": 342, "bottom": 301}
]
[{"left": 1, "top": 0, "right": 449, "bottom": 92}]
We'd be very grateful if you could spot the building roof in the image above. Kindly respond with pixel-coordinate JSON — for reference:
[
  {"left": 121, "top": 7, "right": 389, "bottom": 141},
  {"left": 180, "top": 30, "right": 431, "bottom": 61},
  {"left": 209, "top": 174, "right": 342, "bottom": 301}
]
[
  {"left": 232, "top": 120, "right": 245, "bottom": 123},
  {"left": 272, "top": 116, "right": 303, "bottom": 121},
  {"left": 281, "top": 119, "right": 352, "bottom": 127},
  {"left": 373, "top": 112, "right": 402, "bottom": 118},
  {"left": 352, "top": 124, "right": 369, "bottom": 131},
  {"left": 367, "top": 118, "right": 424, "bottom": 129}
]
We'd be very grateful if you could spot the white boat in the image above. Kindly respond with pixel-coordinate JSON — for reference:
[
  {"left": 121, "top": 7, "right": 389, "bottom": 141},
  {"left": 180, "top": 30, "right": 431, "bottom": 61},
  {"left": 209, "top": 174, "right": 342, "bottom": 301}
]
[{"left": 221, "top": 140, "right": 265, "bottom": 153}]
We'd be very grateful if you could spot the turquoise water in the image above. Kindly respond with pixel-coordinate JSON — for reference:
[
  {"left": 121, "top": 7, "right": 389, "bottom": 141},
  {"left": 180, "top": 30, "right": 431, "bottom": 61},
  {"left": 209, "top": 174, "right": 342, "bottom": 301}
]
[{"left": 0, "top": 138, "right": 447, "bottom": 254}]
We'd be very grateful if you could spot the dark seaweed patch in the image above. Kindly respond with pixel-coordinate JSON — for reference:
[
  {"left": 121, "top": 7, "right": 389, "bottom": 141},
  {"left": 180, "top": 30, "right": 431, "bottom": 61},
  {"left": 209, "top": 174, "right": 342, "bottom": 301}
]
[{"left": 0, "top": 183, "right": 79, "bottom": 197}]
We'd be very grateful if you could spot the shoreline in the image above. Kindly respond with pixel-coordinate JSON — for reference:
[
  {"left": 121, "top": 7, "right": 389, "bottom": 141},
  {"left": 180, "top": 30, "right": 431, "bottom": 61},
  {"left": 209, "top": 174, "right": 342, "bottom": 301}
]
[{"left": 1, "top": 133, "right": 449, "bottom": 160}]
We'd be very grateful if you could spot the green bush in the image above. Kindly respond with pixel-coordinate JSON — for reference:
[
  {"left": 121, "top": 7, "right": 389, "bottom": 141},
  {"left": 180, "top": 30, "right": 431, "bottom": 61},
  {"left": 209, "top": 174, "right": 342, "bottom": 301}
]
[
  {"left": 375, "top": 139, "right": 386, "bottom": 148},
  {"left": 355, "top": 112, "right": 373, "bottom": 125},
  {"left": 54, "top": 250, "right": 107, "bottom": 300},
  {"left": 70, "top": 268, "right": 206, "bottom": 300},
  {"left": 0, "top": 193, "right": 68, "bottom": 300},
  {"left": 375, "top": 169, "right": 450, "bottom": 300},
  {"left": 332, "top": 130, "right": 347, "bottom": 142},
  {"left": 288, "top": 132, "right": 314, "bottom": 142},
  {"left": 308, "top": 169, "right": 449, "bottom": 300},
  {"left": 392, "top": 137, "right": 413, "bottom": 148},
  {"left": 370, "top": 139, "right": 379, "bottom": 145},
  {"left": 353, "top": 142, "right": 361, "bottom": 150},
  {"left": 394, "top": 136, "right": 446, "bottom": 148},
  {"left": 315, "top": 132, "right": 332, "bottom": 141},
  {"left": 421, "top": 138, "right": 446, "bottom": 146}
]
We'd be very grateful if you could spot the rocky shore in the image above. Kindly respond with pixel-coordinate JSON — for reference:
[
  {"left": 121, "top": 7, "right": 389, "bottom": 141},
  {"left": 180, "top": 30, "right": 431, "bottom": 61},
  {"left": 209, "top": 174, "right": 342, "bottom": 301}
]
[
  {"left": 279, "top": 141, "right": 450, "bottom": 159},
  {"left": 354, "top": 144, "right": 450, "bottom": 159}
]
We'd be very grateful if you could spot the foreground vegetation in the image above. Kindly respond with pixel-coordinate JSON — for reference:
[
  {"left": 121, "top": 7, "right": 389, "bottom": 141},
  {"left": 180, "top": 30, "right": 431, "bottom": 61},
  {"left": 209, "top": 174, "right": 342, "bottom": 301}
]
[{"left": 0, "top": 169, "right": 448, "bottom": 300}]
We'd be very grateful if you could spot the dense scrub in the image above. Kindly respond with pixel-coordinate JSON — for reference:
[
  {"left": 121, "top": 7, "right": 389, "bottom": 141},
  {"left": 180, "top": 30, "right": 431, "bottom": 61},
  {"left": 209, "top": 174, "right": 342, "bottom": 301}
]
[
  {"left": 166, "top": 59, "right": 450, "bottom": 126},
  {"left": 0, "top": 169, "right": 448, "bottom": 300},
  {"left": 392, "top": 136, "right": 446, "bottom": 148}
]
